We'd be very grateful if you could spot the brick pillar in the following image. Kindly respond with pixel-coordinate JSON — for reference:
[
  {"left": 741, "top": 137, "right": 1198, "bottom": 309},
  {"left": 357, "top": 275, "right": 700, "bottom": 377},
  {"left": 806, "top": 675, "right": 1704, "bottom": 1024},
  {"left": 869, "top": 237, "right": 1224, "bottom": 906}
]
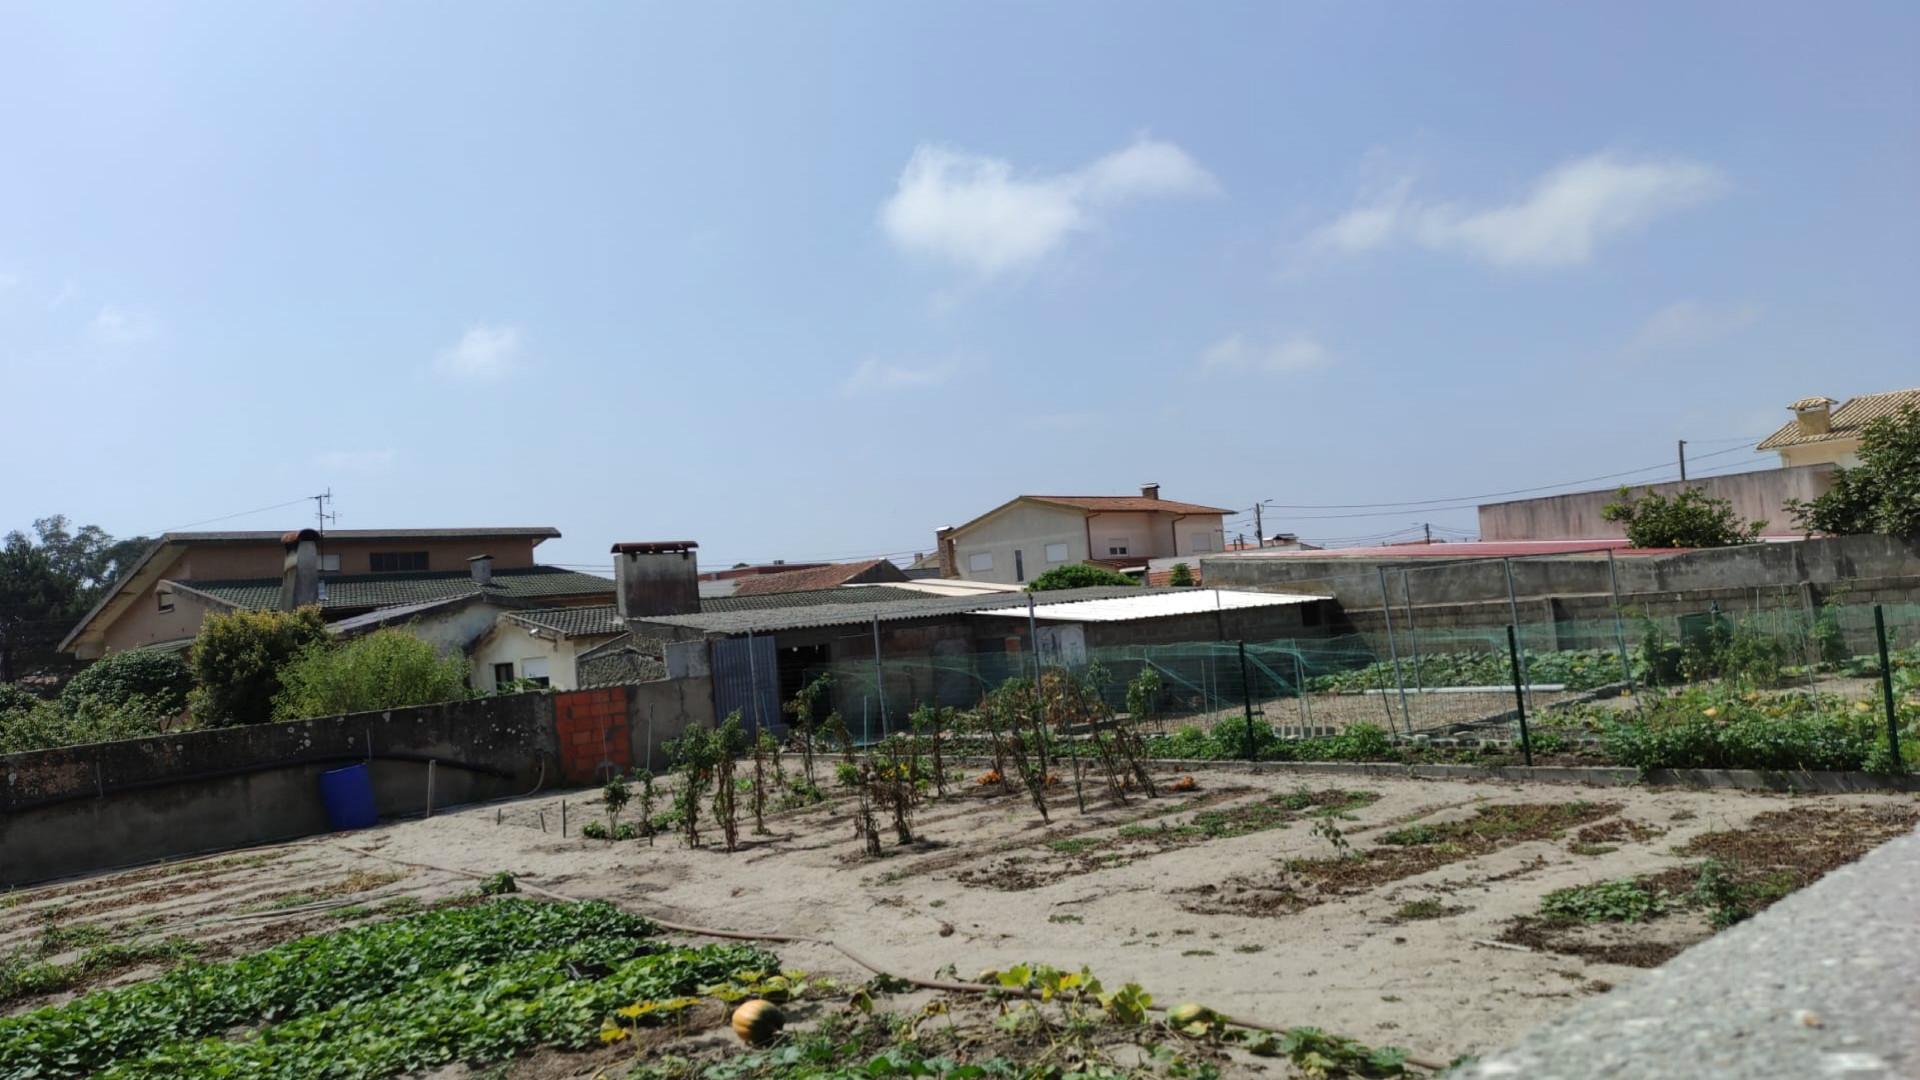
[{"left": 553, "top": 686, "right": 632, "bottom": 784}]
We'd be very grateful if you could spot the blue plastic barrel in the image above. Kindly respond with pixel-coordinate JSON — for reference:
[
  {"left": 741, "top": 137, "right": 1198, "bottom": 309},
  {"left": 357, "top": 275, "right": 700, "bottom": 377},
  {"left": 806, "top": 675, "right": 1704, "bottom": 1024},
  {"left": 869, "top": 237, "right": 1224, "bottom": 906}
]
[{"left": 318, "top": 764, "right": 379, "bottom": 830}]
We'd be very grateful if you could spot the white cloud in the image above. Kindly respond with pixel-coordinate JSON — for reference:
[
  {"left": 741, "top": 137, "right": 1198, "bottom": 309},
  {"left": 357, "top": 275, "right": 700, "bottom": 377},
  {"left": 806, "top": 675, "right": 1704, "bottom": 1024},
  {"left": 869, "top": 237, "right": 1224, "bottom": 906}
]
[
  {"left": 1200, "top": 334, "right": 1332, "bottom": 375},
  {"left": 314, "top": 449, "right": 396, "bottom": 472},
  {"left": 1629, "top": 300, "right": 1761, "bottom": 352},
  {"left": 1311, "top": 153, "right": 1724, "bottom": 267},
  {"left": 879, "top": 136, "right": 1217, "bottom": 277},
  {"left": 88, "top": 305, "right": 161, "bottom": 344},
  {"left": 433, "top": 325, "right": 523, "bottom": 381},
  {"left": 841, "top": 358, "right": 954, "bottom": 396}
]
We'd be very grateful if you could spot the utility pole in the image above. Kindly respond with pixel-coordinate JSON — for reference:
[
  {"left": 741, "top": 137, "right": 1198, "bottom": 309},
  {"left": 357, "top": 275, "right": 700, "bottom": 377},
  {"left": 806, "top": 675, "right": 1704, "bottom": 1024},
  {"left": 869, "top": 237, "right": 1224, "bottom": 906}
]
[
  {"left": 1253, "top": 503, "right": 1264, "bottom": 548},
  {"left": 1423, "top": 522, "right": 1432, "bottom": 545},
  {"left": 1677, "top": 440, "right": 1688, "bottom": 482},
  {"left": 311, "top": 488, "right": 336, "bottom": 531}
]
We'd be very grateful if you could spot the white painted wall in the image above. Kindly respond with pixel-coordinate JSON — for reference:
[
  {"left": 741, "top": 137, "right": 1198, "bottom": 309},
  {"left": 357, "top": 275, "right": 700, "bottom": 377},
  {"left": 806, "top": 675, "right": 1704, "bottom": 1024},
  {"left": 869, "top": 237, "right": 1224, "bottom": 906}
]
[
  {"left": 949, "top": 500, "right": 1227, "bottom": 582},
  {"left": 469, "top": 618, "right": 621, "bottom": 692}
]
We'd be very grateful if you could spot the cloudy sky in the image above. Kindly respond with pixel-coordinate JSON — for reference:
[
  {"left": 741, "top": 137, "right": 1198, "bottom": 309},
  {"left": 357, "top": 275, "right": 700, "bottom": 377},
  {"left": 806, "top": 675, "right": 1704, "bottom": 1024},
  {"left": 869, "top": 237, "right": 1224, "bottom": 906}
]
[{"left": 2, "top": 3, "right": 1916, "bottom": 568}]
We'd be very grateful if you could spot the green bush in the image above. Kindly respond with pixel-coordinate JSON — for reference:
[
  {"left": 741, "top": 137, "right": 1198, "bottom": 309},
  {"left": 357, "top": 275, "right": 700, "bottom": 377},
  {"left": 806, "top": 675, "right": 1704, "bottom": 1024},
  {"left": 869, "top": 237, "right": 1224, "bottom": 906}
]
[
  {"left": 62, "top": 648, "right": 192, "bottom": 717},
  {"left": 1600, "top": 688, "right": 1911, "bottom": 772},
  {"left": 1788, "top": 403, "right": 1920, "bottom": 538},
  {"left": 1167, "top": 562, "right": 1195, "bottom": 587},
  {"left": 1602, "top": 486, "right": 1764, "bottom": 549},
  {"left": 189, "top": 607, "right": 328, "bottom": 727},
  {"left": 271, "top": 629, "right": 471, "bottom": 721},
  {"left": 1028, "top": 563, "right": 1137, "bottom": 591},
  {"left": 1, "top": 682, "right": 179, "bottom": 755}
]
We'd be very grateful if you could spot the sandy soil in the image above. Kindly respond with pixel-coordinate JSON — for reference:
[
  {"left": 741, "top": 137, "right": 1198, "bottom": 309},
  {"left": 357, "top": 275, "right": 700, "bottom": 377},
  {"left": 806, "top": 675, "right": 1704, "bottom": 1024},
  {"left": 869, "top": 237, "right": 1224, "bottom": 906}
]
[{"left": 6, "top": 768, "right": 1913, "bottom": 1074}]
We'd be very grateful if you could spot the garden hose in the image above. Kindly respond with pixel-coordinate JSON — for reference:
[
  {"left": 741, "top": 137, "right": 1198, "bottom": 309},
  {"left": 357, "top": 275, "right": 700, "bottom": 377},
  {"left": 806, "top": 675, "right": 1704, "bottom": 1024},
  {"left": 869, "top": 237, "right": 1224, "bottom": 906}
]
[{"left": 333, "top": 842, "right": 1447, "bottom": 1073}]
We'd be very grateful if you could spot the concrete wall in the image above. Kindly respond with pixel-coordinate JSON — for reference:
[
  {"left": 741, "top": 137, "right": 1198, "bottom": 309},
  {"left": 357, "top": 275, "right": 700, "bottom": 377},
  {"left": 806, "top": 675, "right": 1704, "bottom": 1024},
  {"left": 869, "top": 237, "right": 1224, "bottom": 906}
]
[
  {"left": 1476, "top": 464, "right": 1837, "bottom": 542},
  {"left": 0, "top": 693, "right": 556, "bottom": 886},
  {"left": 1200, "top": 534, "right": 1920, "bottom": 640}
]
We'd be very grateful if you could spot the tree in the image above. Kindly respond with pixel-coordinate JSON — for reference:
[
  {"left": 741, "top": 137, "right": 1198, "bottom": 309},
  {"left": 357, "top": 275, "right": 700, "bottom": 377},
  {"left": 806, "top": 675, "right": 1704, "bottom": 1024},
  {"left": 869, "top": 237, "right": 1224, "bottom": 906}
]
[
  {"left": 61, "top": 648, "right": 192, "bottom": 718},
  {"left": 271, "top": 628, "right": 472, "bottom": 721},
  {"left": 1028, "top": 563, "right": 1138, "bottom": 591},
  {"left": 1166, "top": 562, "right": 1195, "bottom": 586},
  {"left": 1601, "top": 487, "right": 1764, "bottom": 549},
  {"left": 1787, "top": 403, "right": 1920, "bottom": 539},
  {"left": 0, "top": 517, "right": 151, "bottom": 683},
  {"left": 188, "top": 607, "right": 328, "bottom": 726}
]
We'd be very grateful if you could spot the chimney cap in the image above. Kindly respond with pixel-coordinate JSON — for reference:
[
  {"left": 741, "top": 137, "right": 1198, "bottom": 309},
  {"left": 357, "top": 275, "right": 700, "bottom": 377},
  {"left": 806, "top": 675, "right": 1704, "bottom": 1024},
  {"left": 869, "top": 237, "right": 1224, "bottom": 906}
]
[
  {"left": 466, "top": 553, "right": 493, "bottom": 563},
  {"left": 1788, "top": 396, "right": 1837, "bottom": 411},
  {"left": 1141, "top": 482, "right": 1161, "bottom": 498},
  {"left": 611, "top": 540, "right": 698, "bottom": 555},
  {"left": 281, "top": 528, "right": 322, "bottom": 546}
]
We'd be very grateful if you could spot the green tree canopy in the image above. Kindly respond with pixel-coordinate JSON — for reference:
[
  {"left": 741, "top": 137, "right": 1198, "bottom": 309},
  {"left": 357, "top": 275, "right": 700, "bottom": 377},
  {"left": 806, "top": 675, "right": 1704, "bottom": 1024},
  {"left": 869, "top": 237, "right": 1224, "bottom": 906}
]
[
  {"left": 0, "top": 516, "right": 151, "bottom": 683},
  {"left": 1787, "top": 403, "right": 1920, "bottom": 538},
  {"left": 1028, "top": 563, "right": 1139, "bottom": 591},
  {"left": 1601, "top": 487, "right": 1764, "bottom": 548},
  {"left": 189, "top": 606, "right": 328, "bottom": 727},
  {"left": 272, "top": 628, "right": 472, "bottom": 722}
]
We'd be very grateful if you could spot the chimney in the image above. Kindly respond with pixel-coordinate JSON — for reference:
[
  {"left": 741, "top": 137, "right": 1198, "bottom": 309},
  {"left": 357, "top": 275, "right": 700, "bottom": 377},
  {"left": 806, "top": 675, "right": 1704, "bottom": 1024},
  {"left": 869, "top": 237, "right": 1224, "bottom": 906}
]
[
  {"left": 279, "top": 529, "right": 321, "bottom": 610},
  {"left": 1141, "top": 483, "right": 1160, "bottom": 500},
  {"left": 936, "top": 527, "right": 956, "bottom": 579},
  {"left": 1790, "top": 396, "right": 1836, "bottom": 437},
  {"left": 468, "top": 554, "right": 494, "bottom": 587},
  {"left": 611, "top": 541, "right": 700, "bottom": 618}
]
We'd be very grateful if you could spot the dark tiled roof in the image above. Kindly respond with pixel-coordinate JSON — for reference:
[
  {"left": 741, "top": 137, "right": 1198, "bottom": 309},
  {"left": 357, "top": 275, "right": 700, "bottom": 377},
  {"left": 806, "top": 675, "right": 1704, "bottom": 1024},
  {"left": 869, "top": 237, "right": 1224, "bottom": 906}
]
[
  {"left": 1757, "top": 388, "right": 1920, "bottom": 450},
  {"left": 729, "top": 559, "right": 910, "bottom": 596},
  {"left": 505, "top": 605, "right": 629, "bottom": 638},
  {"left": 638, "top": 586, "right": 1165, "bottom": 635},
  {"left": 179, "top": 566, "right": 613, "bottom": 613}
]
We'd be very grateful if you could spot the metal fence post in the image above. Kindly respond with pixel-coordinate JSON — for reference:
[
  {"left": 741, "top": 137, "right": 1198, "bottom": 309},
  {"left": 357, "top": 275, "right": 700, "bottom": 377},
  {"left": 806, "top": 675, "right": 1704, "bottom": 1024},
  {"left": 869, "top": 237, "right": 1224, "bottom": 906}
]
[
  {"left": 1606, "top": 550, "right": 1635, "bottom": 694},
  {"left": 1504, "top": 558, "right": 1533, "bottom": 709},
  {"left": 871, "top": 615, "right": 886, "bottom": 737},
  {"left": 1874, "top": 605, "right": 1903, "bottom": 773},
  {"left": 1506, "top": 624, "right": 1533, "bottom": 767},
  {"left": 1238, "top": 640, "right": 1256, "bottom": 760},
  {"left": 1401, "top": 568, "right": 1424, "bottom": 727},
  {"left": 1377, "top": 566, "right": 1411, "bottom": 734}
]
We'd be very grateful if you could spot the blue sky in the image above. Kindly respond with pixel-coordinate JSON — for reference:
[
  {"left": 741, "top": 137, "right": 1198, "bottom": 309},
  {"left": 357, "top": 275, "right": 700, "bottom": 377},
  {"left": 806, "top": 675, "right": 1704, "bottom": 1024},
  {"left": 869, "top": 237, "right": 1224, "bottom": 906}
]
[{"left": 3, "top": 2, "right": 1916, "bottom": 570}]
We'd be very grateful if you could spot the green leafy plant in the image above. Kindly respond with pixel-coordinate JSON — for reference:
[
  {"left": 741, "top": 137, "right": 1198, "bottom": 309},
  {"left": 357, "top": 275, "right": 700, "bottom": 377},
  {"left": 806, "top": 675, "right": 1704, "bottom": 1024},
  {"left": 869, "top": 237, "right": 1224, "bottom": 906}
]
[
  {"left": 1167, "top": 562, "right": 1195, "bottom": 587},
  {"left": 1028, "top": 563, "right": 1138, "bottom": 591},
  {"left": 187, "top": 606, "right": 328, "bottom": 727},
  {"left": 271, "top": 628, "right": 472, "bottom": 722},
  {"left": 1538, "top": 879, "right": 1671, "bottom": 924},
  {"left": 61, "top": 649, "right": 192, "bottom": 719},
  {"left": 1602, "top": 485, "right": 1764, "bottom": 549}
]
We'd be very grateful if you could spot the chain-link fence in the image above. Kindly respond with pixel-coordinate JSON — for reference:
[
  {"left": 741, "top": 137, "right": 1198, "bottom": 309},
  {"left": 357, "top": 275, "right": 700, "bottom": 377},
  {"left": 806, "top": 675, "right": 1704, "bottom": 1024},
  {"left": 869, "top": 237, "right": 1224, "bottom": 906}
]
[{"left": 766, "top": 578, "right": 1919, "bottom": 773}]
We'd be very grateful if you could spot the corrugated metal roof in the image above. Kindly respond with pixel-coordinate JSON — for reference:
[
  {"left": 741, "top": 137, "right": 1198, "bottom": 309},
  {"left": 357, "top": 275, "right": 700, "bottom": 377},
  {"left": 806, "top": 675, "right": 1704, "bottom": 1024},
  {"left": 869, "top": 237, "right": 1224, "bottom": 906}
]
[
  {"left": 181, "top": 566, "right": 613, "bottom": 611},
  {"left": 971, "top": 589, "right": 1328, "bottom": 623},
  {"left": 1757, "top": 388, "right": 1920, "bottom": 450},
  {"left": 635, "top": 586, "right": 1169, "bottom": 635},
  {"left": 502, "top": 586, "right": 936, "bottom": 639}
]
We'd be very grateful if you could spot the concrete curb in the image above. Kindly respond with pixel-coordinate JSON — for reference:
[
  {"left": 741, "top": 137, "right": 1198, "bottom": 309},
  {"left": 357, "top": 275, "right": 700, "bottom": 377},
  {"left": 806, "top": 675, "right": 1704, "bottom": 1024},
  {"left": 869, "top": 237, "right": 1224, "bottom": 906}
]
[{"left": 950, "top": 754, "right": 1920, "bottom": 793}]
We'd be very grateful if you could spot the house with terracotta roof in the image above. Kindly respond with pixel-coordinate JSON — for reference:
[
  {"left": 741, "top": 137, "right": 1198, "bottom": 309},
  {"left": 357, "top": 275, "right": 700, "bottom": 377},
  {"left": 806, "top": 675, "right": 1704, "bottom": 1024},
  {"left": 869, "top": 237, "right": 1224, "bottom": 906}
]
[
  {"left": 1758, "top": 388, "right": 1920, "bottom": 469},
  {"left": 726, "top": 558, "right": 910, "bottom": 597},
  {"left": 934, "top": 485, "right": 1232, "bottom": 585}
]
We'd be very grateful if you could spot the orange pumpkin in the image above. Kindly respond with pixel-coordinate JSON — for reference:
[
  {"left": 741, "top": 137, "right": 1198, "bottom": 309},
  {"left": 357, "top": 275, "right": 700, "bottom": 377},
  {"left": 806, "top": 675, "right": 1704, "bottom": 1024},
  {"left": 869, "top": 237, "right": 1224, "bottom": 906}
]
[{"left": 731, "top": 999, "right": 786, "bottom": 1045}]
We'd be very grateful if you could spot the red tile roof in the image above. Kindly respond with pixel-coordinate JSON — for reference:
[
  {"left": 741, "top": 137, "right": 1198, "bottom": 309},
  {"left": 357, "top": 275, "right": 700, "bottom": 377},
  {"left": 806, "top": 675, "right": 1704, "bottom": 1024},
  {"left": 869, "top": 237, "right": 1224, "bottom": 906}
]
[
  {"left": 1026, "top": 495, "right": 1235, "bottom": 515},
  {"left": 727, "top": 558, "right": 910, "bottom": 596}
]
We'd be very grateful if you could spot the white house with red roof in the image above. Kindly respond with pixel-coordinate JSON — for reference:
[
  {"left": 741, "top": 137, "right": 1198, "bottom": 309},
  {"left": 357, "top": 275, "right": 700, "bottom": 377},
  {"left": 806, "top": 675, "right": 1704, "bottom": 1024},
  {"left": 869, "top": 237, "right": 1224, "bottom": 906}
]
[{"left": 934, "top": 485, "right": 1232, "bottom": 585}]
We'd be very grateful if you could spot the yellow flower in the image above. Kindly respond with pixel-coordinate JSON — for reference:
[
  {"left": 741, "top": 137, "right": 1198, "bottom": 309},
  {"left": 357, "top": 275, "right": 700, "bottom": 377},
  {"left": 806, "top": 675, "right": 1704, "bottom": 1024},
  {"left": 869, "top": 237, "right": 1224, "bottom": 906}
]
[
  {"left": 1855, "top": 701, "right": 1872, "bottom": 713},
  {"left": 1703, "top": 706, "right": 1719, "bottom": 718}
]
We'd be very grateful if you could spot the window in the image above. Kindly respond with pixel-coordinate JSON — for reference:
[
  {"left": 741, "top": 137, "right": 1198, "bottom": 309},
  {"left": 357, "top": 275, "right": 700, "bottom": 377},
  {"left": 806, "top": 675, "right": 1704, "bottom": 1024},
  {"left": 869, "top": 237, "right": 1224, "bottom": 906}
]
[
  {"left": 1044, "top": 542, "right": 1069, "bottom": 564},
  {"left": 521, "top": 657, "right": 551, "bottom": 688},
  {"left": 1191, "top": 533, "right": 1213, "bottom": 554},
  {"left": 492, "top": 662, "right": 516, "bottom": 687},
  {"left": 156, "top": 587, "right": 174, "bottom": 614},
  {"left": 1014, "top": 549, "right": 1025, "bottom": 582},
  {"left": 370, "top": 551, "right": 428, "bottom": 573},
  {"left": 967, "top": 552, "right": 994, "bottom": 573},
  {"left": 319, "top": 554, "right": 342, "bottom": 573},
  {"left": 1106, "top": 538, "right": 1129, "bottom": 556}
]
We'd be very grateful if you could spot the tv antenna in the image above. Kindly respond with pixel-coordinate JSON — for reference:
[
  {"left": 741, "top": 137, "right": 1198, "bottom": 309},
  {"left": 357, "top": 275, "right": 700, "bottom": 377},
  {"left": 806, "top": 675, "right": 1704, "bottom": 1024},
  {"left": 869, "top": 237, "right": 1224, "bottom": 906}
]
[{"left": 311, "top": 488, "right": 337, "bottom": 532}]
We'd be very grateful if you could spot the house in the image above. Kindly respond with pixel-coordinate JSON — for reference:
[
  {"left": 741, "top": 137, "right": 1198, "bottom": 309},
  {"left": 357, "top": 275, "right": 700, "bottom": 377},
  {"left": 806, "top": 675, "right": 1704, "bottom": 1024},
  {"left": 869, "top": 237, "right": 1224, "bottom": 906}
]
[
  {"left": 1757, "top": 388, "right": 1920, "bottom": 468},
  {"left": 59, "top": 526, "right": 607, "bottom": 659},
  {"left": 697, "top": 560, "right": 830, "bottom": 598},
  {"left": 935, "top": 485, "right": 1233, "bottom": 585}
]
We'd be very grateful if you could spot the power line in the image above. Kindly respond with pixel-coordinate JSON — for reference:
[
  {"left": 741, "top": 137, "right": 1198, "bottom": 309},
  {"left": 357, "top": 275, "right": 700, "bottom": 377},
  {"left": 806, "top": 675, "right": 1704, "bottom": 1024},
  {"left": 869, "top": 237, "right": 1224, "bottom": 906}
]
[
  {"left": 159, "top": 497, "right": 316, "bottom": 534},
  {"left": 1257, "top": 439, "right": 1765, "bottom": 511}
]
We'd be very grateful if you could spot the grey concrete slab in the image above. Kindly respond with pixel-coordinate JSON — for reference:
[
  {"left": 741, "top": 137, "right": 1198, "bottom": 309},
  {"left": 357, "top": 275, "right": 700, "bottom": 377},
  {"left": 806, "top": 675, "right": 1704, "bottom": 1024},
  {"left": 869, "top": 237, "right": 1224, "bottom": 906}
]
[{"left": 1456, "top": 825, "right": 1920, "bottom": 1079}]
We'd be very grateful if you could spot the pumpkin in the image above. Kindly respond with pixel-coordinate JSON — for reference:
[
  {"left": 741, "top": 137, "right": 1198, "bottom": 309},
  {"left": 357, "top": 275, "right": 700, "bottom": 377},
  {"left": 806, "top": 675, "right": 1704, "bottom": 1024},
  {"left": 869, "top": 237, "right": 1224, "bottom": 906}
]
[
  {"left": 1168, "top": 1002, "right": 1216, "bottom": 1028},
  {"left": 731, "top": 999, "right": 786, "bottom": 1046}
]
